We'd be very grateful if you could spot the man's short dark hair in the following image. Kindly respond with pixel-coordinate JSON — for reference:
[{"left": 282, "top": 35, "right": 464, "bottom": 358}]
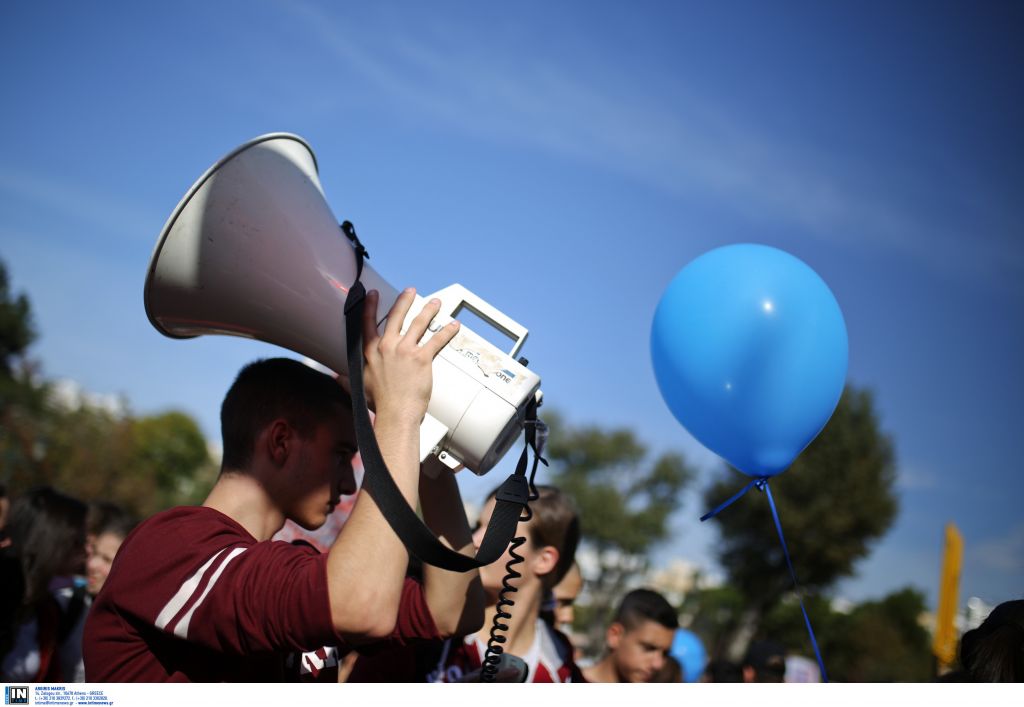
[
  {"left": 485, "top": 484, "right": 580, "bottom": 589},
  {"left": 959, "top": 599, "right": 1024, "bottom": 682},
  {"left": 743, "top": 639, "right": 787, "bottom": 682},
  {"left": 527, "top": 486, "right": 580, "bottom": 589},
  {"left": 220, "top": 358, "right": 350, "bottom": 470},
  {"left": 613, "top": 588, "right": 679, "bottom": 632}
]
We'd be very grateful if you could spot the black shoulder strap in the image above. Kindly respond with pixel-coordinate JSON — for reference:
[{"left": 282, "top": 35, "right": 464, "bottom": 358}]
[{"left": 341, "top": 222, "right": 541, "bottom": 572}]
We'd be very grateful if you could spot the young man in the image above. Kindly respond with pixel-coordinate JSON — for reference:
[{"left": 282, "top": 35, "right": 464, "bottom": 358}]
[
  {"left": 83, "top": 502, "right": 137, "bottom": 598},
  {"left": 545, "top": 561, "right": 583, "bottom": 632},
  {"left": 84, "top": 289, "right": 481, "bottom": 681},
  {"left": 425, "top": 485, "right": 582, "bottom": 682},
  {"left": 583, "top": 588, "right": 678, "bottom": 683},
  {"left": 741, "top": 639, "right": 787, "bottom": 682}
]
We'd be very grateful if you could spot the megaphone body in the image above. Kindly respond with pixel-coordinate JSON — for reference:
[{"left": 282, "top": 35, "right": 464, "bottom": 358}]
[{"left": 145, "top": 133, "right": 541, "bottom": 475}]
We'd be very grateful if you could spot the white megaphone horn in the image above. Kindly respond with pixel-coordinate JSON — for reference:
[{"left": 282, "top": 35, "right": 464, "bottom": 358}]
[{"left": 144, "top": 133, "right": 541, "bottom": 475}]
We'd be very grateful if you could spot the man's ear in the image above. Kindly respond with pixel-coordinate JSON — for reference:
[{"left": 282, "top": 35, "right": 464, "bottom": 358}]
[
  {"left": 265, "top": 419, "right": 293, "bottom": 467},
  {"left": 606, "top": 622, "right": 625, "bottom": 651},
  {"left": 532, "top": 545, "right": 560, "bottom": 579}
]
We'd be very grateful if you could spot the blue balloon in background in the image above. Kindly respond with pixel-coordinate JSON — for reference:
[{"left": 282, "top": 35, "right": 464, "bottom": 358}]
[
  {"left": 651, "top": 244, "right": 848, "bottom": 477},
  {"left": 670, "top": 629, "right": 707, "bottom": 683}
]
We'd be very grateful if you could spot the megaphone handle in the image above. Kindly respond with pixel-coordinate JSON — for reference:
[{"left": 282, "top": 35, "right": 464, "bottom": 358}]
[
  {"left": 429, "top": 284, "right": 529, "bottom": 358},
  {"left": 418, "top": 413, "right": 450, "bottom": 471}
]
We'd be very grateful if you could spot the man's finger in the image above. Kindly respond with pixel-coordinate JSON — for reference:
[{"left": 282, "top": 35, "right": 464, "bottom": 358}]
[
  {"left": 361, "top": 289, "right": 381, "bottom": 347},
  {"left": 403, "top": 298, "right": 442, "bottom": 347},
  {"left": 423, "top": 320, "right": 460, "bottom": 358},
  {"left": 382, "top": 288, "right": 417, "bottom": 339}
]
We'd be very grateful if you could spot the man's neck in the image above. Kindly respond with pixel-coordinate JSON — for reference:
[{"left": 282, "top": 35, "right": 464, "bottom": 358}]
[
  {"left": 475, "top": 581, "right": 543, "bottom": 658},
  {"left": 583, "top": 656, "right": 623, "bottom": 683},
  {"left": 203, "top": 470, "right": 285, "bottom": 541}
]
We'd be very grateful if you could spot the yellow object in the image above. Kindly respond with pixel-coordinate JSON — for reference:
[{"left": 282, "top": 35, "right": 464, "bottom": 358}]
[{"left": 932, "top": 523, "right": 963, "bottom": 668}]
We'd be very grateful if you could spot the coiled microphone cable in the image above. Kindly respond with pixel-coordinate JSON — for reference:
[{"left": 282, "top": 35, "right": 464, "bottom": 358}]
[{"left": 480, "top": 419, "right": 547, "bottom": 682}]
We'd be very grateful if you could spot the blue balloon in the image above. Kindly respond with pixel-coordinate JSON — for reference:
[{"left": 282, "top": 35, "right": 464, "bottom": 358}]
[
  {"left": 651, "top": 244, "right": 848, "bottom": 476},
  {"left": 670, "top": 629, "right": 707, "bottom": 683}
]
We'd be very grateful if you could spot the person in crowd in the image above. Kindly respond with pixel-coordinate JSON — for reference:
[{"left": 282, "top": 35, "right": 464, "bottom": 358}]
[
  {"left": 0, "top": 485, "right": 13, "bottom": 665},
  {"left": 539, "top": 560, "right": 584, "bottom": 662},
  {"left": 0, "top": 486, "right": 87, "bottom": 681},
  {"left": 702, "top": 658, "right": 744, "bottom": 682},
  {"left": 54, "top": 501, "right": 136, "bottom": 682},
  {"left": 348, "top": 484, "right": 582, "bottom": 682},
  {"left": 582, "top": 588, "right": 678, "bottom": 683},
  {"left": 741, "top": 639, "right": 787, "bottom": 682},
  {"left": 955, "top": 599, "right": 1023, "bottom": 682},
  {"left": 543, "top": 561, "right": 583, "bottom": 632},
  {"left": 84, "top": 502, "right": 131, "bottom": 559},
  {"left": 84, "top": 288, "right": 482, "bottom": 682}
]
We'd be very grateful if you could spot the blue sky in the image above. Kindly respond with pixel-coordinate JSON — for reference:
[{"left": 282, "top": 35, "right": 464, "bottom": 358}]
[{"left": 1, "top": 1, "right": 1021, "bottom": 609}]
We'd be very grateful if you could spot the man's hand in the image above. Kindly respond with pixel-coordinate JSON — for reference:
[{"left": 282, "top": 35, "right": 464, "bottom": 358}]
[
  {"left": 361, "top": 288, "right": 459, "bottom": 426},
  {"left": 326, "top": 286, "right": 458, "bottom": 641}
]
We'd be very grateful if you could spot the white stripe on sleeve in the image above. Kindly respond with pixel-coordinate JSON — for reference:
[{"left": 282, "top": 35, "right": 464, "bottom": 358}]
[
  {"left": 173, "top": 547, "right": 248, "bottom": 639},
  {"left": 154, "top": 548, "right": 228, "bottom": 631}
]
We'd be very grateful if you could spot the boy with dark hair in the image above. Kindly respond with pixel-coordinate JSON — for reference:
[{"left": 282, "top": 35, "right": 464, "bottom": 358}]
[
  {"left": 426, "top": 484, "right": 581, "bottom": 682},
  {"left": 583, "top": 588, "right": 679, "bottom": 683},
  {"left": 742, "top": 639, "right": 787, "bottom": 682},
  {"left": 349, "top": 484, "right": 582, "bottom": 682},
  {"left": 84, "top": 289, "right": 481, "bottom": 681},
  {"left": 541, "top": 561, "right": 582, "bottom": 633}
]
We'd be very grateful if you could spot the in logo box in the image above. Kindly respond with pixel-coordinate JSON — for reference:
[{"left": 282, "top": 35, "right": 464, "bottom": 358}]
[{"left": 5, "top": 686, "right": 29, "bottom": 705}]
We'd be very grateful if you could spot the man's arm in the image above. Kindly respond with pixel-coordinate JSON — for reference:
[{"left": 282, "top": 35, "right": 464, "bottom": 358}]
[
  {"left": 325, "top": 288, "right": 460, "bottom": 641},
  {"left": 419, "top": 469, "right": 485, "bottom": 637}
]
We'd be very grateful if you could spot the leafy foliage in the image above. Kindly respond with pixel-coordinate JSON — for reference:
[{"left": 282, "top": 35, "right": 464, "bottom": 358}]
[
  {"left": 704, "top": 385, "right": 899, "bottom": 610},
  {"left": 680, "top": 583, "right": 750, "bottom": 658},
  {"left": 0, "top": 257, "right": 214, "bottom": 517},
  {"left": 758, "top": 587, "right": 932, "bottom": 681},
  {"left": 544, "top": 409, "right": 695, "bottom": 655},
  {"left": 34, "top": 405, "right": 215, "bottom": 518},
  {"left": 0, "top": 261, "right": 35, "bottom": 377},
  {"left": 682, "top": 584, "right": 933, "bottom": 681}
]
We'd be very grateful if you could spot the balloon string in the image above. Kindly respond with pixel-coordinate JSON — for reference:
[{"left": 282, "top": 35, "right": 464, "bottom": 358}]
[
  {"left": 700, "top": 476, "right": 829, "bottom": 683},
  {"left": 761, "top": 482, "right": 829, "bottom": 682},
  {"left": 699, "top": 477, "right": 761, "bottom": 522}
]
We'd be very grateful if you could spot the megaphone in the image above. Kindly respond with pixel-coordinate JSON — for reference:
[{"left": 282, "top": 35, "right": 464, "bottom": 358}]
[{"left": 144, "top": 133, "right": 541, "bottom": 475}]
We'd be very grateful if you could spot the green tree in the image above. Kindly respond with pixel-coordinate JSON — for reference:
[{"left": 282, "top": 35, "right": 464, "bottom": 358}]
[
  {"left": 0, "top": 259, "right": 35, "bottom": 377},
  {"left": 41, "top": 404, "right": 215, "bottom": 518},
  {"left": 0, "top": 257, "right": 214, "bottom": 517},
  {"left": 679, "top": 583, "right": 749, "bottom": 659},
  {"left": 544, "top": 410, "right": 695, "bottom": 656},
  {"left": 703, "top": 385, "right": 899, "bottom": 657},
  {"left": 835, "top": 588, "right": 932, "bottom": 681},
  {"left": 0, "top": 257, "right": 50, "bottom": 489},
  {"left": 128, "top": 411, "right": 214, "bottom": 514},
  {"left": 760, "top": 587, "right": 932, "bottom": 681}
]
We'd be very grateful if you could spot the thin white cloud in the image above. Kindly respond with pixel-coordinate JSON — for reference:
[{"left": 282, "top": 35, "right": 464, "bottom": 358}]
[
  {"left": 0, "top": 167, "right": 154, "bottom": 243},
  {"left": 278, "top": 1, "right": 1022, "bottom": 296}
]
